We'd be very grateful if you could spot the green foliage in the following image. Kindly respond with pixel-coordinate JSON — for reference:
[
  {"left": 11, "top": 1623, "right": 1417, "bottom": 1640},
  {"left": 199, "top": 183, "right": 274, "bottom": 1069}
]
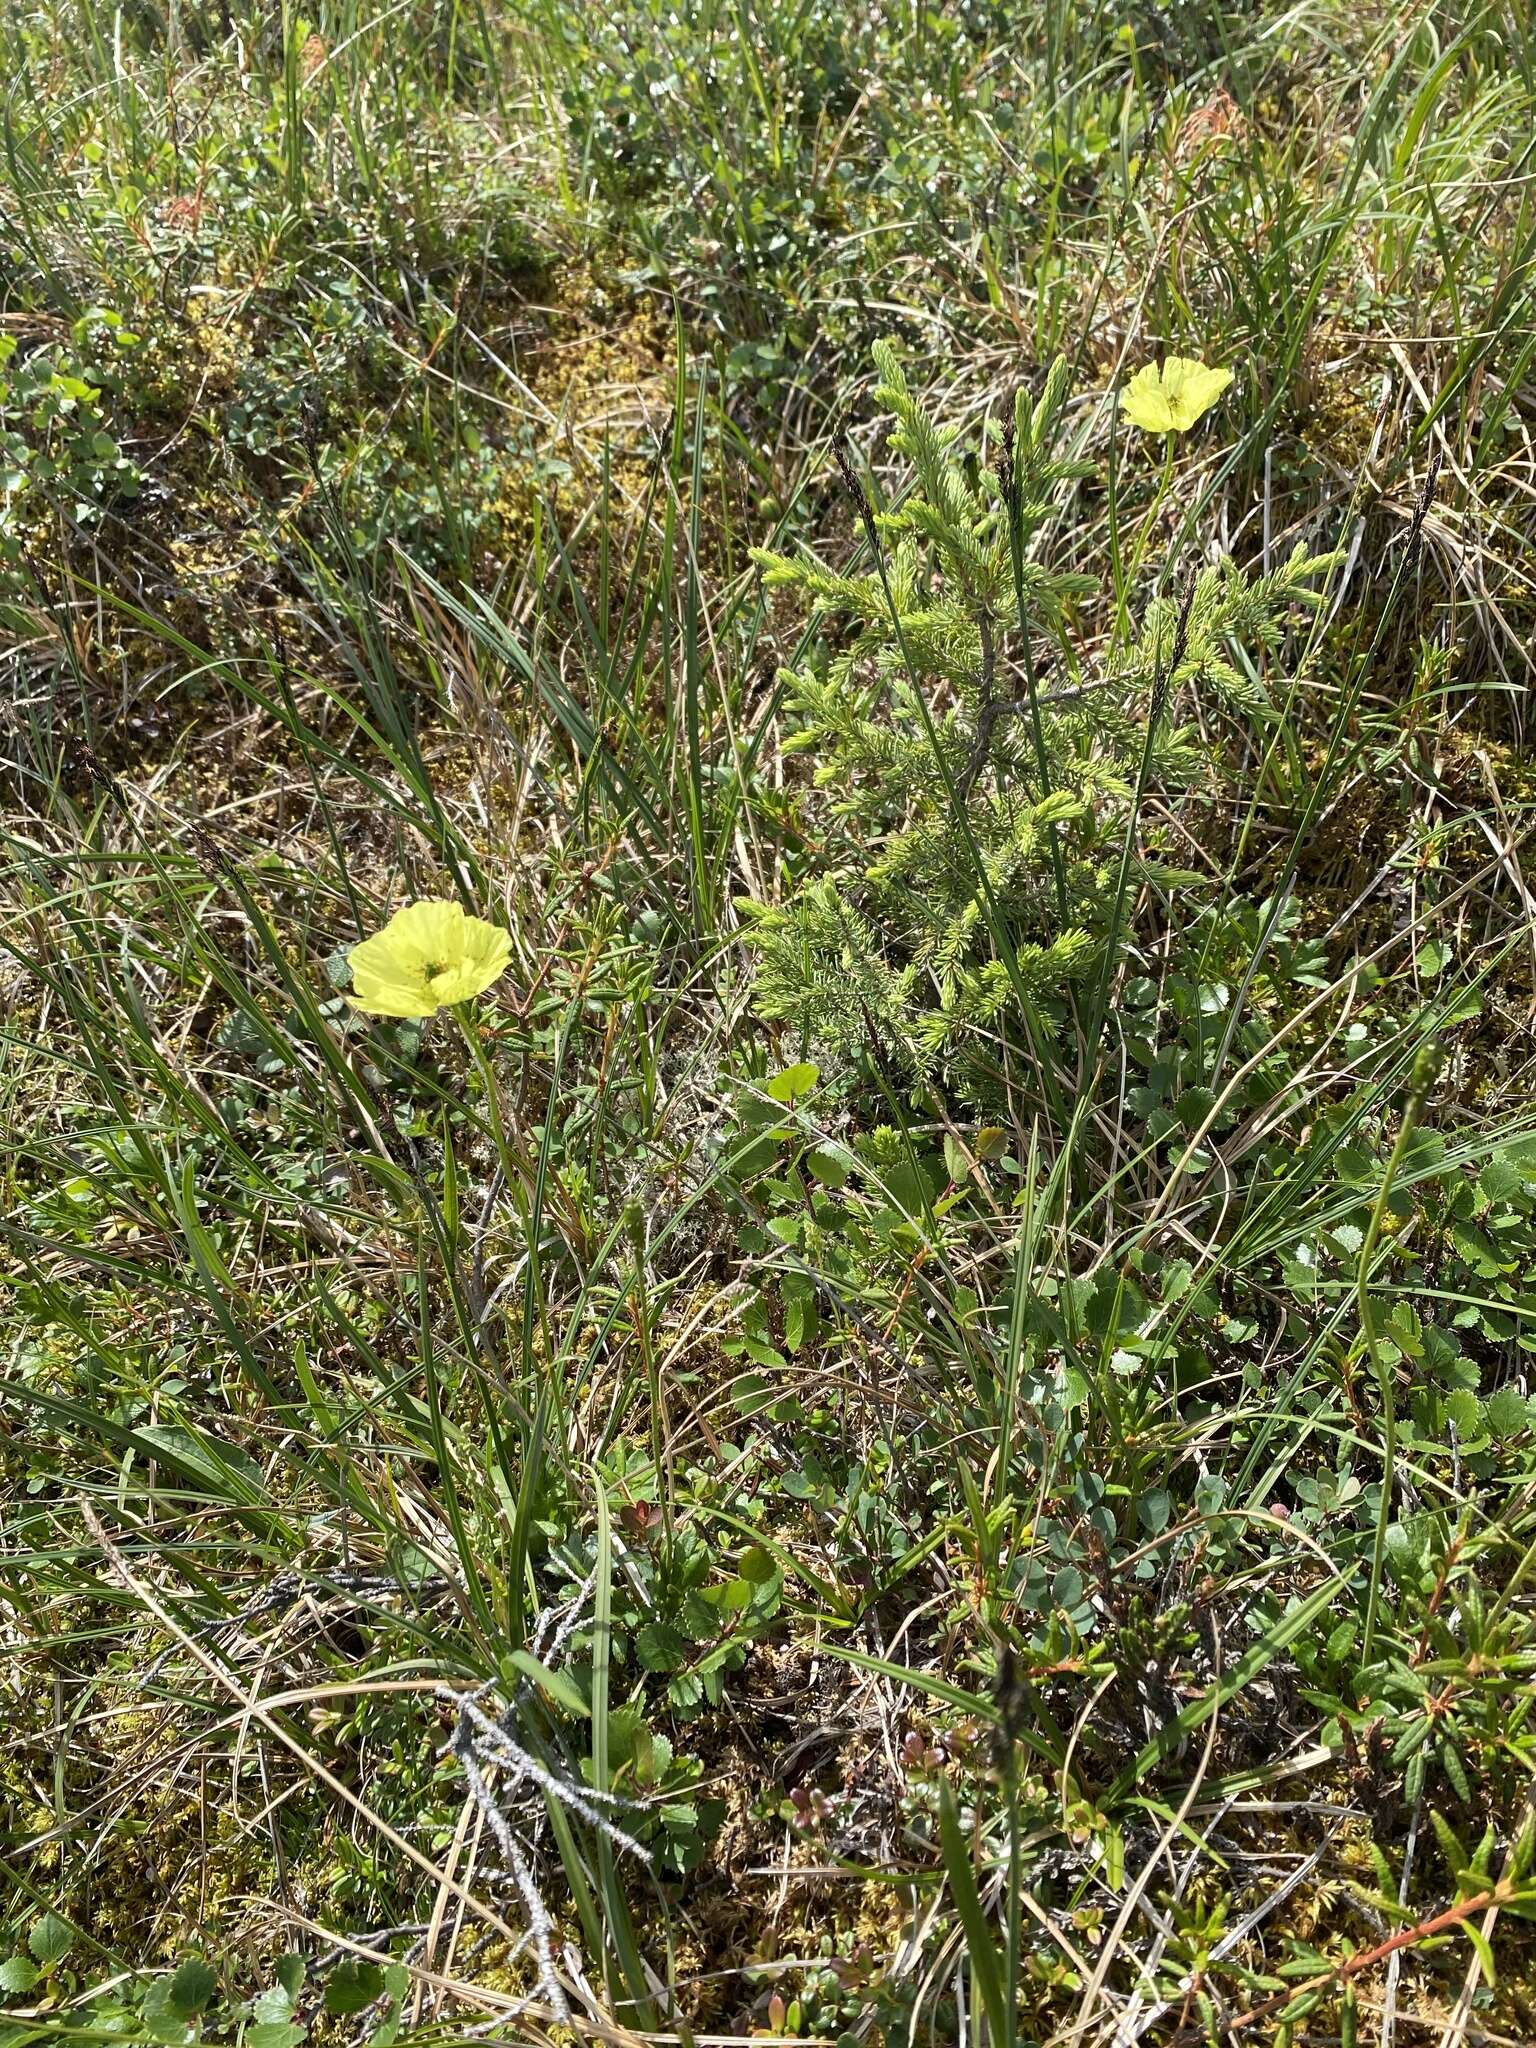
[
  {"left": 3, "top": 0, "right": 1536, "bottom": 2036},
  {"left": 743, "top": 340, "right": 1332, "bottom": 1101},
  {"left": 555, "top": 1517, "right": 785, "bottom": 1723},
  {"left": 0, "top": 1914, "right": 74, "bottom": 2003},
  {"left": 581, "top": 1707, "right": 726, "bottom": 1875},
  {"left": 0, "top": 1937, "right": 327, "bottom": 2048},
  {"left": 0, "top": 323, "right": 140, "bottom": 564}
]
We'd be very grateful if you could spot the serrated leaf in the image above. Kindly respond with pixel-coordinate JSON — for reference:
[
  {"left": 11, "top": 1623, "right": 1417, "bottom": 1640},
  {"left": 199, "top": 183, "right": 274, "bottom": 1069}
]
[
  {"left": 635, "top": 1621, "right": 689, "bottom": 1673},
  {"left": 168, "top": 1959, "right": 217, "bottom": 2019},
  {"left": 323, "top": 1961, "right": 384, "bottom": 2016},
  {"left": 273, "top": 1957, "right": 305, "bottom": 2003},
  {"left": 140, "top": 1980, "right": 196, "bottom": 2046},
  {"left": 783, "top": 1286, "right": 811, "bottom": 1352},
  {"left": 27, "top": 1919, "right": 73, "bottom": 1968},
  {"left": 1444, "top": 1389, "right": 1488, "bottom": 1446},
  {"left": 0, "top": 1958, "right": 40, "bottom": 1998},
  {"left": 1486, "top": 1385, "right": 1533, "bottom": 1440},
  {"left": 247, "top": 2024, "right": 305, "bottom": 2048}
]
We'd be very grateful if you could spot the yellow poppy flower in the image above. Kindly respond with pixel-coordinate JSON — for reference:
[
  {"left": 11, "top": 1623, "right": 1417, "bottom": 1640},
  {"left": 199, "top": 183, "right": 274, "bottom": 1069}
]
[
  {"left": 1121, "top": 356, "right": 1233, "bottom": 435},
  {"left": 348, "top": 899, "right": 513, "bottom": 1017}
]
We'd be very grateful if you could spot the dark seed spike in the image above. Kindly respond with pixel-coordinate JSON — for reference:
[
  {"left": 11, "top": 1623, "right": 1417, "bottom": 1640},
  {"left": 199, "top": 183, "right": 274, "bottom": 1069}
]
[
  {"left": 1149, "top": 578, "right": 1196, "bottom": 732},
  {"left": 996, "top": 406, "right": 1019, "bottom": 518},
  {"left": 990, "top": 1643, "right": 1031, "bottom": 1766},
  {"left": 1404, "top": 446, "right": 1443, "bottom": 568},
  {"left": 188, "top": 819, "right": 238, "bottom": 880},
  {"left": 834, "top": 433, "right": 881, "bottom": 556},
  {"left": 70, "top": 738, "right": 127, "bottom": 814}
]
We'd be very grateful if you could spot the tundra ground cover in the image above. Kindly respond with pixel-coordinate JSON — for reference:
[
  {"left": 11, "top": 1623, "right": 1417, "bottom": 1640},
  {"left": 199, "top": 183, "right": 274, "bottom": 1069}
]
[{"left": 3, "top": 0, "right": 1536, "bottom": 2041}]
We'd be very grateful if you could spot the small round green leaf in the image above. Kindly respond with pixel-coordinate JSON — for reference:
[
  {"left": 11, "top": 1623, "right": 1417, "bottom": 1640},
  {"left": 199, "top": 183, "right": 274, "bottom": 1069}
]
[
  {"left": 0, "top": 1956, "right": 41, "bottom": 1997},
  {"left": 28, "top": 1916, "right": 74, "bottom": 1968}
]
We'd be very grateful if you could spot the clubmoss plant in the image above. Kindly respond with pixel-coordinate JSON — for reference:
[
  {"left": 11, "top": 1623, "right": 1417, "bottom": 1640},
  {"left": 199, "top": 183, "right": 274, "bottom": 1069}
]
[{"left": 742, "top": 340, "right": 1334, "bottom": 1113}]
